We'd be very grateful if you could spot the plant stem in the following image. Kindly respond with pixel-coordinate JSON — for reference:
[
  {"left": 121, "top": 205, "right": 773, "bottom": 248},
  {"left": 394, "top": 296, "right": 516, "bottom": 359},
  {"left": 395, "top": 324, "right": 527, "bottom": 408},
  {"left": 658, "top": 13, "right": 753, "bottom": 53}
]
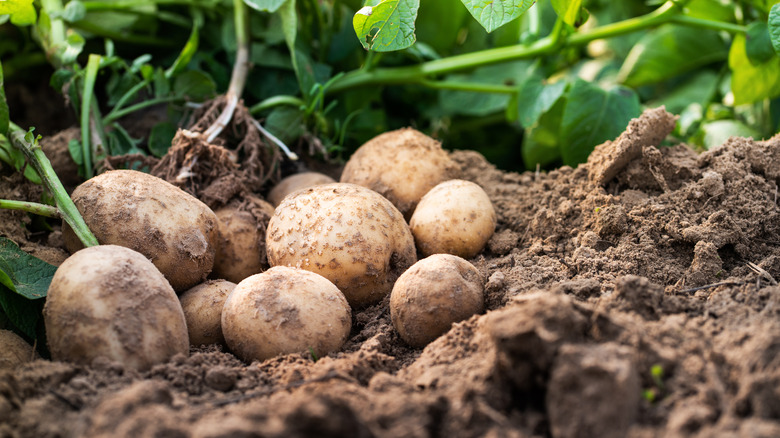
[
  {"left": 419, "top": 80, "right": 516, "bottom": 94},
  {"left": 81, "top": 54, "right": 101, "bottom": 179},
  {"left": 203, "top": 0, "right": 249, "bottom": 143},
  {"left": 249, "top": 95, "right": 306, "bottom": 115},
  {"left": 8, "top": 124, "right": 98, "bottom": 247},
  {"left": 69, "top": 21, "right": 177, "bottom": 46},
  {"left": 103, "top": 96, "right": 181, "bottom": 125},
  {"left": 670, "top": 15, "right": 748, "bottom": 33},
  {"left": 0, "top": 200, "right": 60, "bottom": 218},
  {"left": 39, "top": 0, "right": 67, "bottom": 68}
]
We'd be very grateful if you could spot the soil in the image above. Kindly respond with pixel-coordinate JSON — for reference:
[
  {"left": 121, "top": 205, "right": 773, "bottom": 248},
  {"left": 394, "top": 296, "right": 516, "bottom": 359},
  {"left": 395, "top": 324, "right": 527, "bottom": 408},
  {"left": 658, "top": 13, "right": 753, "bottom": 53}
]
[{"left": 2, "top": 107, "right": 780, "bottom": 437}]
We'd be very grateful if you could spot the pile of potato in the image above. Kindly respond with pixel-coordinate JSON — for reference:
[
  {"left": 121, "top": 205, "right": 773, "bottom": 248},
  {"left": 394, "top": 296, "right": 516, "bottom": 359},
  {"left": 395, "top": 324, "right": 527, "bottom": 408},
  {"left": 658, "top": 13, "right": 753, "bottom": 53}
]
[{"left": 20, "top": 128, "right": 498, "bottom": 371}]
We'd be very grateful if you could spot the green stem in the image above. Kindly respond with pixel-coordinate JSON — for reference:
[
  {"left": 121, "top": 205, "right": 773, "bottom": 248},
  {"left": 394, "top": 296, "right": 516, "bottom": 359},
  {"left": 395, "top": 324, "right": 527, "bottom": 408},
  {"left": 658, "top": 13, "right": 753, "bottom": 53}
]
[
  {"left": 103, "top": 79, "right": 151, "bottom": 123},
  {"left": 69, "top": 22, "right": 176, "bottom": 46},
  {"left": 566, "top": 1, "right": 681, "bottom": 46},
  {"left": 0, "top": 200, "right": 60, "bottom": 218},
  {"left": 103, "top": 96, "right": 181, "bottom": 125},
  {"left": 249, "top": 95, "right": 306, "bottom": 115},
  {"left": 419, "top": 80, "right": 516, "bottom": 94},
  {"left": 8, "top": 124, "right": 98, "bottom": 247},
  {"left": 669, "top": 15, "right": 748, "bottom": 33},
  {"left": 81, "top": 54, "right": 101, "bottom": 179}
]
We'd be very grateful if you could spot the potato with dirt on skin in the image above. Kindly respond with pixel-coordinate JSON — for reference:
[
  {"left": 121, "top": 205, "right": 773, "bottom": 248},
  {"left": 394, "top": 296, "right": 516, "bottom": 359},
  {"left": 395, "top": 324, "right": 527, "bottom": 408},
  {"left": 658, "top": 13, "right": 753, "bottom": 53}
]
[
  {"left": 0, "top": 330, "right": 37, "bottom": 370},
  {"left": 62, "top": 169, "right": 219, "bottom": 291},
  {"left": 212, "top": 197, "right": 274, "bottom": 283},
  {"left": 268, "top": 172, "right": 336, "bottom": 207},
  {"left": 340, "top": 128, "right": 459, "bottom": 219},
  {"left": 410, "top": 179, "right": 496, "bottom": 259},
  {"left": 390, "top": 254, "right": 484, "bottom": 348},
  {"left": 179, "top": 279, "right": 236, "bottom": 347},
  {"left": 221, "top": 266, "right": 351, "bottom": 362},
  {"left": 266, "top": 183, "right": 417, "bottom": 308},
  {"left": 44, "top": 245, "right": 189, "bottom": 371}
]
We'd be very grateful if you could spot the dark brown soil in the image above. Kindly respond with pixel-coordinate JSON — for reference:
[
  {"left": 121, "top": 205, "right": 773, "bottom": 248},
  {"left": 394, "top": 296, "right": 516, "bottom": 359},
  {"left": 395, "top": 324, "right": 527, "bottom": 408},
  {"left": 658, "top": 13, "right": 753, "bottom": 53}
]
[{"left": 2, "top": 107, "right": 780, "bottom": 437}]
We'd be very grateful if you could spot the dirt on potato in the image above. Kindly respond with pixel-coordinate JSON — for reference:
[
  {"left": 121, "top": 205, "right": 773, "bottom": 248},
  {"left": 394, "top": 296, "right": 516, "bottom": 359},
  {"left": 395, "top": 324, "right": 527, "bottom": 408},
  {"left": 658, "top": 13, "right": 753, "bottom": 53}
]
[{"left": 3, "top": 107, "right": 780, "bottom": 437}]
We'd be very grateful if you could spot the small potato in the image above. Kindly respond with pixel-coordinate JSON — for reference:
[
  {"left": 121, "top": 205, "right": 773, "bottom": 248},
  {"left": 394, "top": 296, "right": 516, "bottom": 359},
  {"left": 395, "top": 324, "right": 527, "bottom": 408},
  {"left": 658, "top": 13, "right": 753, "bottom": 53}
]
[
  {"left": 212, "top": 197, "right": 274, "bottom": 283},
  {"left": 0, "top": 330, "right": 36, "bottom": 370},
  {"left": 62, "top": 169, "right": 219, "bottom": 291},
  {"left": 44, "top": 245, "right": 189, "bottom": 371},
  {"left": 410, "top": 179, "right": 496, "bottom": 258},
  {"left": 266, "top": 183, "right": 417, "bottom": 308},
  {"left": 268, "top": 172, "right": 336, "bottom": 207},
  {"left": 179, "top": 280, "right": 236, "bottom": 346},
  {"left": 221, "top": 266, "right": 351, "bottom": 362},
  {"left": 390, "top": 254, "right": 484, "bottom": 347},
  {"left": 340, "top": 128, "right": 458, "bottom": 219}
]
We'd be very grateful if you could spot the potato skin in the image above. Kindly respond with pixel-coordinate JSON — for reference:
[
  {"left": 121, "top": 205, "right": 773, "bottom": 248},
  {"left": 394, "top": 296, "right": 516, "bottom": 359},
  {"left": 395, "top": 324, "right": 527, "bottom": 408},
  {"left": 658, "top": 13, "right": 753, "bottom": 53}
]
[
  {"left": 340, "top": 128, "right": 458, "bottom": 219},
  {"left": 390, "top": 254, "right": 484, "bottom": 347},
  {"left": 0, "top": 330, "right": 36, "bottom": 370},
  {"left": 266, "top": 183, "right": 417, "bottom": 308},
  {"left": 179, "top": 280, "right": 236, "bottom": 346},
  {"left": 268, "top": 172, "right": 336, "bottom": 207},
  {"left": 44, "top": 245, "right": 189, "bottom": 371},
  {"left": 62, "top": 170, "right": 218, "bottom": 291},
  {"left": 212, "top": 197, "right": 274, "bottom": 283},
  {"left": 410, "top": 179, "right": 496, "bottom": 259},
  {"left": 221, "top": 266, "right": 351, "bottom": 362}
]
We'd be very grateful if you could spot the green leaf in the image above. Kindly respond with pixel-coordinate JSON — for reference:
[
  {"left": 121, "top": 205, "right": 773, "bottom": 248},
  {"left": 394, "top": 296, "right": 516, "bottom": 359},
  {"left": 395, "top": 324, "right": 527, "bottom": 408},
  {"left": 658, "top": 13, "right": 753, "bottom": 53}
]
[
  {"left": 165, "top": 12, "right": 202, "bottom": 79},
  {"left": 648, "top": 71, "right": 719, "bottom": 116},
  {"left": 353, "top": 0, "right": 419, "bottom": 52},
  {"left": 560, "top": 79, "right": 641, "bottom": 166},
  {"left": 0, "top": 59, "right": 8, "bottom": 136},
  {"left": 699, "top": 120, "right": 761, "bottom": 149},
  {"left": 439, "top": 61, "right": 531, "bottom": 117},
  {"left": 770, "top": 4, "right": 780, "bottom": 55},
  {"left": 618, "top": 25, "right": 727, "bottom": 88},
  {"left": 148, "top": 122, "right": 177, "bottom": 158},
  {"left": 0, "top": 238, "right": 56, "bottom": 300},
  {"left": 107, "top": 124, "right": 144, "bottom": 156},
  {"left": 0, "top": 285, "right": 44, "bottom": 340},
  {"left": 60, "top": 0, "right": 86, "bottom": 22},
  {"left": 0, "top": 0, "right": 36, "bottom": 26},
  {"left": 746, "top": 22, "right": 776, "bottom": 65},
  {"left": 173, "top": 70, "right": 216, "bottom": 101},
  {"left": 522, "top": 97, "right": 566, "bottom": 170},
  {"left": 460, "top": 0, "right": 534, "bottom": 33},
  {"left": 68, "top": 139, "right": 83, "bottom": 166},
  {"left": 551, "top": 0, "right": 583, "bottom": 26},
  {"left": 517, "top": 72, "right": 567, "bottom": 128},
  {"left": 244, "top": 0, "right": 287, "bottom": 13},
  {"left": 265, "top": 106, "right": 305, "bottom": 144},
  {"left": 729, "top": 32, "right": 780, "bottom": 105}
]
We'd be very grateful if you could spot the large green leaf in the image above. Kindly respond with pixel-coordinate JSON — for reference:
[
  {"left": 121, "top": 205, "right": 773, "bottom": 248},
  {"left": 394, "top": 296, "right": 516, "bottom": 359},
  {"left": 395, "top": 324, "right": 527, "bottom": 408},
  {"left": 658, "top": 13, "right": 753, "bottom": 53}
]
[
  {"left": 551, "top": 0, "right": 582, "bottom": 26},
  {"left": 729, "top": 32, "right": 780, "bottom": 105},
  {"left": 0, "top": 59, "right": 8, "bottom": 136},
  {"left": 560, "top": 79, "right": 641, "bottom": 166},
  {"left": 770, "top": 3, "right": 780, "bottom": 55},
  {"left": 460, "top": 0, "right": 535, "bottom": 33},
  {"left": 244, "top": 0, "right": 286, "bottom": 13},
  {"left": 648, "top": 71, "right": 719, "bottom": 116},
  {"left": 522, "top": 97, "right": 566, "bottom": 170},
  {"left": 0, "top": 0, "right": 36, "bottom": 25},
  {"left": 745, "top": 22, "right": 776, "bottom": 65},
  {"left": 517, "top": 71, "right": 567, "bottom": 128},
  {"left": 353, "top": 0, "right": 419, "bottom": 51},
  {"left": 173, "top": 70, "right": 217, "bottom": 101},
  {"left": 439, "top": 61, "right": 531, "bottom": 117},
  {"left": 618, "top": 25, "right": 727, "bottom": 88}
]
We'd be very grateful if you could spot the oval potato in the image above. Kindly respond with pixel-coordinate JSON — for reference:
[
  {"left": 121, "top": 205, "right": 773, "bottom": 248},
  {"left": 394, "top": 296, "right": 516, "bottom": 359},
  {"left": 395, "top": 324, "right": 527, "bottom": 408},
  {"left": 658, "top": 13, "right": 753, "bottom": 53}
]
[
  {"left": 212, "top": 197, "right": 274, "bottom": 283},
  {"left": 268, "top": 172, "right": 336, "bottom": 207},
  {"left": 179, "top": 279, "right": 236, "bottom": 346}
]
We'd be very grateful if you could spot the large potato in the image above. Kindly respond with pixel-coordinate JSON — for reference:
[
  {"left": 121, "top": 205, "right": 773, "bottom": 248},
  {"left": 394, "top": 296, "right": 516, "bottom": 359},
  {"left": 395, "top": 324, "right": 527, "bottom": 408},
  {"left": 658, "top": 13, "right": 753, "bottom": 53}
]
[
  {"left": 268, "top": 172, "right": 336, "bottom": 207},
  {"left": 410, "top": 179, "right": 496, "bottom": 258},
  {"left": 179, "top": 280, "right": 236, "bottom": 346},
  {"left": 222, "top": 267, "right": 351, "bottom": 362},
  {"left": 212, "top": 197, "right": 274, "bottom": 283},
  {"left": 266, "top": 183, "right": 417, "bottom": 308},
  {"left": 62, "top": 169, "right": 218, "bottom": 291},
  {"left": 44, "top": 245, "right": 189, "bottom": 371},
  {"left": 390, "top": 254, "right": 484, "bottom": 347},
  {"left": 340, "top": 128, "right": 458, "bottom": 219}
]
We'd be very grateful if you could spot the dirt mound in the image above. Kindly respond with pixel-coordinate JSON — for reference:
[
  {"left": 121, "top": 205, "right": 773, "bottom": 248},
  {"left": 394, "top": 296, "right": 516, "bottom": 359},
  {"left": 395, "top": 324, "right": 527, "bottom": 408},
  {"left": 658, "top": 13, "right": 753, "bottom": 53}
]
[{"left": 2, "top": 108, "right": 780, "bottom": 437}]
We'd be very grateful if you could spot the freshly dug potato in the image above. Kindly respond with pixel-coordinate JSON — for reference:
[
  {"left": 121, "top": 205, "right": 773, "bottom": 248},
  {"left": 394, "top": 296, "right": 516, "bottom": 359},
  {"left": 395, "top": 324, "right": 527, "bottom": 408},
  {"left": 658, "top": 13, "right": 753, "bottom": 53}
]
[
  {"left": 390, "top": 254, "right": 484, "bottom": 347},
  {"left": 62, "top": 169, "right": 218, "bottom": 291},
  {"left": 410, "top": 179, "right": 496, "bottom": 258},
  {"left": 0, "top": 330, "right": 36, "bottom": 370},
  {"left": 268, "top": 172, "right": 336, "bottom": 207},
  {"left": 266, "top": 183, "right": 417, "bottom": 308},
  {"left": 212, "top": 197, "right": 274, "bottom": 283},
  {"left": 340, "top": 128, "right": 458, "bottom": 219},
  {"left": 179, "top": 280, "right": 236, "bottom": 346},
  {"left": 221, "top": 266, "right": 351, "bottom": 362},
  {"left": 44, "top": 245, "right": 189, "bottom": 371}
]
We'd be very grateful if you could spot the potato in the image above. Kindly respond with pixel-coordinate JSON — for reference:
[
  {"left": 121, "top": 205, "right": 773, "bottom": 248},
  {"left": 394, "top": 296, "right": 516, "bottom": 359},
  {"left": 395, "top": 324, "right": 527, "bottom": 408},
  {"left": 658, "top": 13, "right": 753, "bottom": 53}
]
[
  {"left": 62, "top": 169, "right": 219, "bottom": 291},
  {"left": 221, "top": 266, "right": 351, "bottom": 362},
  {"left": 340, "top": 128, "right": 458, "bottom": 219},
  {"left": 44, "top": 245, "right": 189, "bottom": 371},
  {"left": 179, "top": 280, "right": 236, "bottom": 346},
  {"left": 266, "top": 183, "right": 417, "bottom": 308},
  {"left": 268, "top": 172, "right": 336, "bottom": 207},
  {"left": 409, "top": 179, "right": 496, "bottom": 258},
  {"left": 212, "top": 197, "right": 274, "bottom": 283},
  {"left": 0, "top": 330, "right": 36, "bottom": 370},
  {"left": 390, "top": 254, "right": 484, "bottom": 347}
]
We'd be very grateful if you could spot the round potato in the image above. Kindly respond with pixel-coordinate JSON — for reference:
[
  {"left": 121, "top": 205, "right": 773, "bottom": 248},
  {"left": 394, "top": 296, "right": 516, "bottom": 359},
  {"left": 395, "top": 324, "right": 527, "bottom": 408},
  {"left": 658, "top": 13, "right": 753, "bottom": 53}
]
[
  {"left": 268, "top": 172, "right": 336, "bottom": 207},
  {"left": 410, "top": 179, "right": 496, "bottom": 258},
  {"left": 179, "top": 280, "right": 236, "bottom": 346},
  {"left": 390, "top": 254, "right": 484, "bottom": 347},
  {"left": 0, "top": 330, "right": 36, "bottom": 370},
  {"left": 221, "top": 266, "right": 351, "bottom": 362},
  {"left": 62, "top": 169, "right": 219, "bottom": 291},
  {"left": 266, "top": 183, "right": 417, "bottom": 308},
  {"left": 212, "top": 197, "right": 274, "bottom": 283},
  {"left": 340, "top": 128, "right": 458, "bottom": 219},
  {"left": 44, "top": 245, "right": 189, "bottom": 371}
]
